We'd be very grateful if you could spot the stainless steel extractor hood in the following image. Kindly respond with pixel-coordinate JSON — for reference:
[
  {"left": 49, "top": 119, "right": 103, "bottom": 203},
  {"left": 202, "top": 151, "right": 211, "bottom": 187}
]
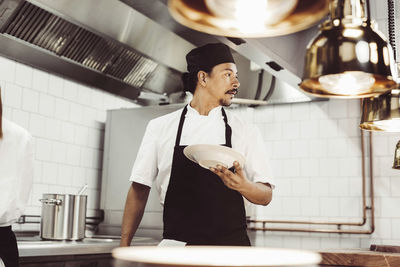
[{"left": 0, "top": 0, "right": 320, "bottom": 105}]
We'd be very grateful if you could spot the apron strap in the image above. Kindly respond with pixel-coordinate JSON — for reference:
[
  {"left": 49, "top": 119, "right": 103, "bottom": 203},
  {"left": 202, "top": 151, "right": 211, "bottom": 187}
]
[
  {"left": 221, "top": 108, "right": 232, "bottom": 148},
  {"left": 175, "top": 105, "right": 232, "bottom": 147},
  {"left": 175, "top": 105, "right": 188, "bottom": 146}
]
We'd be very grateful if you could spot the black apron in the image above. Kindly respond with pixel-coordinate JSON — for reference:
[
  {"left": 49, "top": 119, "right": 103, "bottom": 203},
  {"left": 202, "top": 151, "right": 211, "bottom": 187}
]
[
  {"left": 163, "top": 105, "right": 250, "bottom": 246},
  {"left": 0, "top": 226, "right": 19, "bottom": 267}
]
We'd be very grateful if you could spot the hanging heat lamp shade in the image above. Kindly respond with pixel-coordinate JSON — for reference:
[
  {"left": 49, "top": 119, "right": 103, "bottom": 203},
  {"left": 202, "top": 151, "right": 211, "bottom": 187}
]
[
  {"left": 359, "top": 0, "right": 400, "bottom": 132},
  {"left": 167, "top": 0, "right": 330, "bottom": 38},
  {"left": 359, "top": 89, "right": 400, "bottom": 131},
  {"left": 300, "top": 0, "right": 397, "bottom": 98}
]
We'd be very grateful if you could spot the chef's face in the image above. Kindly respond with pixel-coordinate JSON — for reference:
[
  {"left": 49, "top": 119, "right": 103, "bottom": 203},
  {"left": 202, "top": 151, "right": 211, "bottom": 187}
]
[{"left": 204, "top": 63, "right": 240, "bottom": 106}]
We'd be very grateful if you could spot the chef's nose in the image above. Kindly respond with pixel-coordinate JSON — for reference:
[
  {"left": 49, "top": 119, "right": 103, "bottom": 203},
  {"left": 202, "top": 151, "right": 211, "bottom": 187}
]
[{"left": 233, "top": 77, "right": 240, "bottom": 88}]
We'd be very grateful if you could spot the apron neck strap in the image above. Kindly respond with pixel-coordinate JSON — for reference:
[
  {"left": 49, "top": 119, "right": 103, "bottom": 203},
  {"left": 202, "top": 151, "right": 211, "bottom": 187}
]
[
  {"left": 175, "top": 105, "right": 232, "bottom": 147},
  {"left": 175, "top": 105, "right": 188, "bottom": 146},
  {"left": 221, "top": 108, "right": 232, "bottom": 147}
]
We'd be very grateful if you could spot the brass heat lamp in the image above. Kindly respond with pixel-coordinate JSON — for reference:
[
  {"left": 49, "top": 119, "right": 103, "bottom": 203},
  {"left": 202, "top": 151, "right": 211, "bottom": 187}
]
[
  {"left": 359, "top": 0, "right": 400, "bottom": 169},
  {"left": 359, "top": 0, "right": 400, "bottom": 132},
  {"left": 360, "top": 85, "right": 400, "bottom": 170},
  {"left": 167, "top": 0, "right": 330, "bottom": 38},
  {"left": 300, "top": 0, "right": 397, "bottom": 98},
  {"left": 360, "top": 87, "right": 400, "bottom": 132},
  {"left": 360, "top": 86, "right": 400, "bottom": 168}
]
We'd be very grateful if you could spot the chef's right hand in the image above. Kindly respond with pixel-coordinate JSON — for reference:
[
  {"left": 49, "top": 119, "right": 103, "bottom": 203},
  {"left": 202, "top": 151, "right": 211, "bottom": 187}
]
[{"left": 210, "top": 161, "right": 251, "bottom": 192}]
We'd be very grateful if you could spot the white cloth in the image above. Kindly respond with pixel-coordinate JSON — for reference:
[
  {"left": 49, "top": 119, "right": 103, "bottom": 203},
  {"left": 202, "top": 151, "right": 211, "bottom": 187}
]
[
  {"left": 0, "top": 118, "right": 34, "bottom": 226},
  {"left": 158, "top": 239, "right": 187, "bottom": 247},
  {"left": 129, "top": 105, "right": 273, "bottom": 205}
]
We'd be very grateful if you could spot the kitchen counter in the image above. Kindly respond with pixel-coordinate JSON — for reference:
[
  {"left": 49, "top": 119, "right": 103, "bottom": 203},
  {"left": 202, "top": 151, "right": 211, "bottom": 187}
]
[
  {"left": 17, "top": 235, "right": 160, "bottom": 257},
  {"left": 319, "top": 248, "right": 400, "bottom": 266}
]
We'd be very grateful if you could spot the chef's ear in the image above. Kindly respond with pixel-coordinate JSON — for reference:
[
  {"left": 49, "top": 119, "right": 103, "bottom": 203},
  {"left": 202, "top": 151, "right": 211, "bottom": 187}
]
[{"left": 197, "top": 71, "right": 207, "bottom": 86}]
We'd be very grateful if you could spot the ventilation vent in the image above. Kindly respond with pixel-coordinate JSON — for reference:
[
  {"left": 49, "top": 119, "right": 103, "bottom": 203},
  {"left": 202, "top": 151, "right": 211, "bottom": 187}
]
[
  {"left": 1, "top": 1, "right": 158, "bottom": 89},
  {"left": 124, "top": 57, "right": 158, "bottom": 88}
]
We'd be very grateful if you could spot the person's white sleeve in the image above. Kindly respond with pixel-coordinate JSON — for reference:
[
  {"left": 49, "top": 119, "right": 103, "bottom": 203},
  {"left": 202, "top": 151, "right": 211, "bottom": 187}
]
[
  {"left": 129, "top": 121, "right": 158, "bottom": 187},
  {"left": 243, "top": 125, "right": 274, "bottom": 187},
  {"left": 16, "top": 134, "right": 34, "bottom": 219}
]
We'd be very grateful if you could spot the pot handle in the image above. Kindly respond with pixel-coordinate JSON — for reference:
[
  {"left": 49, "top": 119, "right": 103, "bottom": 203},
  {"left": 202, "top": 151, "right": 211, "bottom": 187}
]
[{"left": 39, "top": 198, "right": 62, "bottom": 205}]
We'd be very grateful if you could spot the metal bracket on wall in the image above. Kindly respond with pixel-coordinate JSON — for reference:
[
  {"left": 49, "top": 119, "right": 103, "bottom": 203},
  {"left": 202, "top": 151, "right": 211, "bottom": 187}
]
[{"left": 248, "top": 129, "right": 375, "bottom": 234}]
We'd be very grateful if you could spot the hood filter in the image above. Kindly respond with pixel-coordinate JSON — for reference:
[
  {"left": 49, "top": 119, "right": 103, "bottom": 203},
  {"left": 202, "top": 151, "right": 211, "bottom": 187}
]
[{"left": 1, "top": 1, "right": 160, "bottom": 90}]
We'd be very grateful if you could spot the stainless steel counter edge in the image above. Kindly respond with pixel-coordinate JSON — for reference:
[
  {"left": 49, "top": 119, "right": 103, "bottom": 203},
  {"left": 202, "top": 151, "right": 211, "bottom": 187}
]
[{"left": 18, "top": 237, "right": 160, "bottom": 257}]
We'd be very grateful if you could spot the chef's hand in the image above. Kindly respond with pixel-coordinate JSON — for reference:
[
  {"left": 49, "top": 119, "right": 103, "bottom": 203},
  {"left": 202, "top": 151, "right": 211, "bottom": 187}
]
[{"left": 210, "top": 161, "right": 250, "bottom": 191}]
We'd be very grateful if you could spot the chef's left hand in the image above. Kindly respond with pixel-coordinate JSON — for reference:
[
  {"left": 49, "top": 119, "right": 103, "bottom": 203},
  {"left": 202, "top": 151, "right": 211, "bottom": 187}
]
[{"left": 210, "top": 161, "right": 250, "bottom": 191}]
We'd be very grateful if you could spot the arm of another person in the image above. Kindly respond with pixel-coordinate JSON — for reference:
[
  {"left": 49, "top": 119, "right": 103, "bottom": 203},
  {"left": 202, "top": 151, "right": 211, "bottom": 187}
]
[{"left": 120, "top": 182, "right": 150, "bottom": 247}]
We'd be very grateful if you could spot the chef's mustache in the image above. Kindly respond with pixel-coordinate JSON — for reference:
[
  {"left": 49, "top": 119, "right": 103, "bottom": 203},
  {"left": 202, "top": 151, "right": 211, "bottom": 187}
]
[{"left": 226, "top": 88, "right": 238, "bottom": 95}]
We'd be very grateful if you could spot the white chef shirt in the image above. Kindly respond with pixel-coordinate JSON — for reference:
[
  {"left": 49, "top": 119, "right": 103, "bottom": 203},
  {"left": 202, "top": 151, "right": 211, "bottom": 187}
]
[
  {"left": 129, "top": 105, "right": 273, "bottom": 205},
  {"left": 0, "top": 118, "right": 34, "bottom": 226}
]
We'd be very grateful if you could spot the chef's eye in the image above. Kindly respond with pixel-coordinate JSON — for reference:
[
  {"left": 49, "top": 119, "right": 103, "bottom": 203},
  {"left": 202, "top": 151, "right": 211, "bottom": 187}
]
[{"left": 225, "top": 73, "right": 231, "bottom": 77}]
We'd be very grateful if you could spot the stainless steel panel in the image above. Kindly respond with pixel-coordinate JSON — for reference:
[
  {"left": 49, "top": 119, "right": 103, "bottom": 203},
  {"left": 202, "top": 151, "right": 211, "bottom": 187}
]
[
  {"left": 100, "top": 105, "right": 183, "bottom": 235},
  {"left": 17, "top": 236, "right": 159, "bottom": 257}
]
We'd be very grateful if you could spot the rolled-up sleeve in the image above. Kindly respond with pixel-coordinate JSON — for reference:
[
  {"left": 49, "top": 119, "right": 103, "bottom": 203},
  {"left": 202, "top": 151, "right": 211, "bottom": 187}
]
[
  {"left": 129, "top": 121, "right": 158, "bottom": 187},
  {"left": 243, "top": 125, "right": 274, "bottom": 187}
]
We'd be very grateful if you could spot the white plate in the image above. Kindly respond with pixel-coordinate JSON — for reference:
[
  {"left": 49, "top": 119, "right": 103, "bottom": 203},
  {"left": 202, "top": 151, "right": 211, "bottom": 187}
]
[
  {"left": 112, "top": 246, "right": 322, "bottom": 266},
  {"left": 183, "top": 144, "right": 245, "bottom": 169}
]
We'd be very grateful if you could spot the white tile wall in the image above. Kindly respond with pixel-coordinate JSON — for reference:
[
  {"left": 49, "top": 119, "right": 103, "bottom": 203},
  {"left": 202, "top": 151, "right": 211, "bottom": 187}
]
[
  {"left": 0, "top": 56, "right": 138, "bottom": 231},
  {"left": 230, "top": 97, "right": 400, "bottom": 250}
]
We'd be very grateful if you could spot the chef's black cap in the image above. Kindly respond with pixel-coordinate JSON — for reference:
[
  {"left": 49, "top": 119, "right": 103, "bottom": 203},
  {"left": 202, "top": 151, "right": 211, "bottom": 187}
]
[
  {"left": 182, "top": 43, "right": 235, "bottom": 93},
  {"left": 186, "top": 43, "right": 235, "bottom": 73}
]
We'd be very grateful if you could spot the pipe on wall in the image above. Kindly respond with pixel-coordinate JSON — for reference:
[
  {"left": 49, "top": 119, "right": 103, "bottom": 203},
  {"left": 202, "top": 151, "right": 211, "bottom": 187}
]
[{"left": 248, "top": 129, "right": 375, "bottom": 234}]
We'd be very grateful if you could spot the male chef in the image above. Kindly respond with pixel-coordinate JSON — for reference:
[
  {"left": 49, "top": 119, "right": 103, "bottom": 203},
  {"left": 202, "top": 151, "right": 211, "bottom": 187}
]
[{"left": 120, "top": 43, "right": 273, "bottom": 246}]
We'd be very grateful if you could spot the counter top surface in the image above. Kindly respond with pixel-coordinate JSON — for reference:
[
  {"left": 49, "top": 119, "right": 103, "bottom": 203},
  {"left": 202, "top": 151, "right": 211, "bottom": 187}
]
[
  {"left": 318, "top": 248, "right": 400, "bottom": 267},
  {"left": 17, "top": 235, "right": 160, "bottom": 257}
]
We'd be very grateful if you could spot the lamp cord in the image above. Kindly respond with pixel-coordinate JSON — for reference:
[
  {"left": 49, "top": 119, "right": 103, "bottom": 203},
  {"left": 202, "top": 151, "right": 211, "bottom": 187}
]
[
  {"left": 366, "top": 0, "right": 371, "bottom": 25},
  {"left": 388, "top": 0, "right": 397, "bottom": 60}
]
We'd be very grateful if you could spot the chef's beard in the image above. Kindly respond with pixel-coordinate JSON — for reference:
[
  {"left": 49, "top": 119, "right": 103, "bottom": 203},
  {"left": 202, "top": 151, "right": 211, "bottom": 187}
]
[
  {"left": 220, "top": 88, "right": 237, "bottom": 106},
  {"left": 220, "top": 98, "right": 232, "bottom": 107}
]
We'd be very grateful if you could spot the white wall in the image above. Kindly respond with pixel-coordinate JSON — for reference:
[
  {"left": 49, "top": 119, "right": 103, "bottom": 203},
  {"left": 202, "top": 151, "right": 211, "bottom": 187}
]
[
  {"left": 231, "top": 100, "right": 400, "bottom": 250},
  {"left": 0, "top": 56, "right": 139, "bottom": 231}
]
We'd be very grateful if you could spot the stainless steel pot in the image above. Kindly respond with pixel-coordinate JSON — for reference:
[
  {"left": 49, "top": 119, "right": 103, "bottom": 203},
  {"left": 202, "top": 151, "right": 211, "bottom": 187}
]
[{"left": 39, "top": 194, "right": 87, "bottom": 240}]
